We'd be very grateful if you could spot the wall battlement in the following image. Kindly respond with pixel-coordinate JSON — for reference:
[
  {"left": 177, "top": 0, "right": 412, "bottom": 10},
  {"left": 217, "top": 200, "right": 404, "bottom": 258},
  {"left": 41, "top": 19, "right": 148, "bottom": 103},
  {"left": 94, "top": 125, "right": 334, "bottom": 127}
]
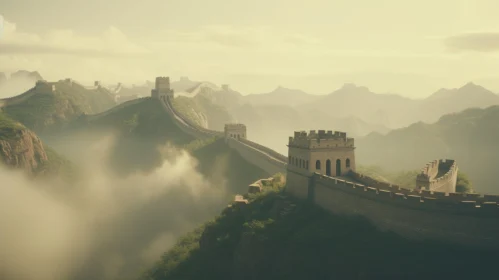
[
  {"left": 224, "top": 123, "right": 247, "bottom": 140},
  {"left": 286, "top": 170, "right": 499, "bottom": 249},
  {"left": 416, "top": 159, "right": 458, "bottom": 193},
  {"left": 288, "top": 130, "right": 354, "bottom": 149},
  {"left": 151, "top": 77, "right": 174, "bottom": 101},
  {"left": 312, "top": 173, "right": 499, "bottom": 214}
]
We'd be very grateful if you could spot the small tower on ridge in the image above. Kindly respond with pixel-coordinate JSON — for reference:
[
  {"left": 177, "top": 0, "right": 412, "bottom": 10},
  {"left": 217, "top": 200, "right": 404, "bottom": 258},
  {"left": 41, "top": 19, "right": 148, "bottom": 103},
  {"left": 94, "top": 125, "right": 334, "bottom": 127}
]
[
  {"left": 224, "top": 123, "right": 247, "bottom": 141},
  {"left": 151, "top": 77, "right": 174, "bottom": 101}
]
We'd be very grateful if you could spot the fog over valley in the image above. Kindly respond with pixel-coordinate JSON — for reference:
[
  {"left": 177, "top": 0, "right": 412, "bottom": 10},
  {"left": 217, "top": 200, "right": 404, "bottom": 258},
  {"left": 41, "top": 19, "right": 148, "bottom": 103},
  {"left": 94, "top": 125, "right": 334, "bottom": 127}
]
[{"left": 2, "top": 1, "right": 499, "bottom": 279}]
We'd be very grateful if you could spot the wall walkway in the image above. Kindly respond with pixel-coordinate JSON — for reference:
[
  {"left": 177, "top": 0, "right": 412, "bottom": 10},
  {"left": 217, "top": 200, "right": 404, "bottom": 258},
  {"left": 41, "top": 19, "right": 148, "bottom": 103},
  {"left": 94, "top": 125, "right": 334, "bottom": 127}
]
[{"left": 159, "top": 97, "right": 287, "bottom": 176}]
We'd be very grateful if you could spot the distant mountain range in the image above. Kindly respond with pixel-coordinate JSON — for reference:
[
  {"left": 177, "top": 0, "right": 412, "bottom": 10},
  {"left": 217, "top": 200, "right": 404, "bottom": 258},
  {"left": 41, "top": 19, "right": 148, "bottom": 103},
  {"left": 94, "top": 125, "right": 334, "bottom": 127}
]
[{"left": 357, "top": 105, "right": 499, "bottom": 194}]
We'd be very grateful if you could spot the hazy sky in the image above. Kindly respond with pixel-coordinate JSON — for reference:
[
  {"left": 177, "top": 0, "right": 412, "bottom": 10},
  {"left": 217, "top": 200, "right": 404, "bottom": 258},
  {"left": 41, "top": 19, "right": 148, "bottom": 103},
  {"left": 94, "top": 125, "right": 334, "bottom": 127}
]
[{"left": 2, "top": 0, "right": 499, "bottom": 97}]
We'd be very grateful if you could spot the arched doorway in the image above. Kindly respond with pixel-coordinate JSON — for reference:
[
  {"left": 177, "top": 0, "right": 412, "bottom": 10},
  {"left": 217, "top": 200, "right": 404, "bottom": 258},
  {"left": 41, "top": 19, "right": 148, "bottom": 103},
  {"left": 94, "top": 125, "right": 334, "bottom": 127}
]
[
  {"left": 315, "top": 160, "right": 321, "bottom": 170},
  {"left": 336, "top": 159, "right": 341, "bottom": 176},
  {"left": 346, "top": 158, "right": 351, "bottom": 168},
  {"left": 326, "top": 159, "right": 331, "bottom": 176}
]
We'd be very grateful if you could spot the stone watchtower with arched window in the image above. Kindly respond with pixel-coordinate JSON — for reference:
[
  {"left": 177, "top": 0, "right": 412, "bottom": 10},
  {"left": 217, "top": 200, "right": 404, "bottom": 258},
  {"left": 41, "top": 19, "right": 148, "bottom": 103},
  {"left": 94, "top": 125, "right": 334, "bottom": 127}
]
[
  {"left": 287, "top": 130, "right": 356, "bottom": 177},
  {"left": 224, "top": 123, "right": 247, "bottom": 141}
]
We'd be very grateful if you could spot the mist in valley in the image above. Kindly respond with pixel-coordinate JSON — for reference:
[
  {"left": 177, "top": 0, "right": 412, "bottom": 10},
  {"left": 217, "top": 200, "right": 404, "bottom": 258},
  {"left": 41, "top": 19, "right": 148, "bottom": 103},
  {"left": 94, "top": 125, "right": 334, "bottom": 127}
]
[{"left": 0, "top": 132, "right": 233, "bottom": 280}]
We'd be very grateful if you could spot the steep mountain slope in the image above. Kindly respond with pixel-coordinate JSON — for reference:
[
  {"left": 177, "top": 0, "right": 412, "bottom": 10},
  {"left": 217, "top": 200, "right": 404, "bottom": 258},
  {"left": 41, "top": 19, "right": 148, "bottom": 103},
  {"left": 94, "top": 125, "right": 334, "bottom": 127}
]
[
  {"left": 0, "top": 111, "right": 74, "bottom": 178},
  {"left": 1, "top": 80, "right": 117, "bottom": 134},
  {"left": 53, "top": 97, "right": 267, "bottom": 189},
  {"left": 297, "top": 82, "right": 499, "bottom": 129},
  {"left": 297, "top": 83, "right": 419, "bottom": 128},
  {"left": 244, "top": 86, "right": 321, "bottom": 107},
  {"left": 421, "top": 82, "right": 499, "bottom": 122},
  {"left": 356, "top": 105, "right": 499, "bottom": 194},
  {"left": 142, "top": 183, "right": 497, "bottom": 280}
]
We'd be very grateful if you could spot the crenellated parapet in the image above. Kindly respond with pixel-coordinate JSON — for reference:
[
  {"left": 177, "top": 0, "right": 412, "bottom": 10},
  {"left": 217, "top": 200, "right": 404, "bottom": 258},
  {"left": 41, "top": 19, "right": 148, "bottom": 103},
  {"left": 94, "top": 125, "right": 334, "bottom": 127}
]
[
  {"left": 288, "top": 130, "right": 355, "bottom": 149},
  {"left": 283, "top": 170, "right": 499, "bottom": 249},
  {"left": 288, "top": 130, "right": 355, "bottom": 177},
  {"left": 151, "top": 77, "right": 174, "bottom": 101},
  {"left": 416, "top": 159, "right": 458, "bottom": 193},
  {"left": 224, "top": 123, "right": 246, "bottom": 141}
]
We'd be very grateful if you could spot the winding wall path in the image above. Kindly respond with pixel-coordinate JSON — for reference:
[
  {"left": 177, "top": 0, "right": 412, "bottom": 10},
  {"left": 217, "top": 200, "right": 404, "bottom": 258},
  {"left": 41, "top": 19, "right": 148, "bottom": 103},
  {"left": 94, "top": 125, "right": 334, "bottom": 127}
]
[{"left": 159, "top": 97, "right": 288, "bottom": 175}]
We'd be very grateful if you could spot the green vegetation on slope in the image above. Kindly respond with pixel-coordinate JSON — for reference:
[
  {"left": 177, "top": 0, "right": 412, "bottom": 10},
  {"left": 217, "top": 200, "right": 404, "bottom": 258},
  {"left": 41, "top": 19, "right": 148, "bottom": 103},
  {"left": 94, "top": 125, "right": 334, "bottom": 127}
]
[
  {"left": 142, "top": 182, "right": 496, "bottom": 280},
  {"left": 173, "top": 95, "right": 232, "bottom": 131},
  {"left": 2, "top": 81, "right": 116, "bottom": 134},
  {"left": 357, "top": 105, "right": 499, "bottom": 194},
  {"left": 0, "top": 111, "right": 25, "bottom": 140},
  {"left": 357, "top": 165, "right": 474, "bottom": 193},
  {"left": 0, "top": 111, "right": 77, "bottom": 180},
  {"left": 59, "top": 97, "right": 267, "bottom": 188}
]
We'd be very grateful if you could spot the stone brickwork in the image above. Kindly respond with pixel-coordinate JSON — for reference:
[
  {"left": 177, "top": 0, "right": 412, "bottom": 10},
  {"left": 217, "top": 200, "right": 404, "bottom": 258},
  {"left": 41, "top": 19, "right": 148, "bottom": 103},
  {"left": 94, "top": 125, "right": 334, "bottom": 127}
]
[
  {"left": 288, "top": 170, "right": 499, "bottom": 249},
  {"left": 151, "top": 77, "right": 174, "bottom": 102},
  {"left": 224, "top": 123, "right": 247, "bottom": 140},
  {"left": 287, "top": 130, "right": 355, "bottom": 177},
  {"left": 34, "top": 80, "right": 55, "bottom": 93},
  {"left": 416, "top": 159, "right": 458, "bottom": 193}
]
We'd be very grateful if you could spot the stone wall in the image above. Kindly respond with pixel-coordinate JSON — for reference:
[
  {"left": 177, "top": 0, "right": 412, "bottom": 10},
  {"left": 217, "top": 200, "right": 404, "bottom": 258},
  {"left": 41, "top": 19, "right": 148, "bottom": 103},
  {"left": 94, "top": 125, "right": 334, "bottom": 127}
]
[
  {"left": 159, "top": 96, "right": 289, "bottom": 175},
  {"left": 159, "top": 97, "right": 223, "bottom": 139},
  {"left": 416, "top": 159, "right": 458, "bottom": 193},
  {"left": 227, "top": 137, "right": 287, "bottom": 176},
  {"left": 84, "top": 97, "right": 144, "bottom": 121},
  {"left": 286, "top": 170, "right": 499, "bottom": 249}
]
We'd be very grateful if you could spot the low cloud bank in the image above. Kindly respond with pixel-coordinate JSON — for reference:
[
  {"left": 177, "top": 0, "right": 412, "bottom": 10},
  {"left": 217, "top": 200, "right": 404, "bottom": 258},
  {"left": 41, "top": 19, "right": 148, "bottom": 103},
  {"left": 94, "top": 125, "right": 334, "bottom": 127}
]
[{"left": 0, "top": 134, "right": 227, "bottom": 280}]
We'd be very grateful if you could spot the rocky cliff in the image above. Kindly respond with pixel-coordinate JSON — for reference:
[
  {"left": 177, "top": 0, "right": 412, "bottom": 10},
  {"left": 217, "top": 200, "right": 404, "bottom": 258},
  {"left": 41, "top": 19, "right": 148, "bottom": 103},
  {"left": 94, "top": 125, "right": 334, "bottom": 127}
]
[{"left": 0, "top": 116, "right": 48, "bottom": 174}]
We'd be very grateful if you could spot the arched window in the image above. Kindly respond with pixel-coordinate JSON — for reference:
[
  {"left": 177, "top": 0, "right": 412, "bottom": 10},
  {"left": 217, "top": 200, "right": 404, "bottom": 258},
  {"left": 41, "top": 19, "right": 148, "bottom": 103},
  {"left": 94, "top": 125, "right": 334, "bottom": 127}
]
[
  {"left": 346, "top": 158, "right": 351, "bottom": 168},
  {"left": 316, "top": 160, "right": 321, "bottom": 170}
]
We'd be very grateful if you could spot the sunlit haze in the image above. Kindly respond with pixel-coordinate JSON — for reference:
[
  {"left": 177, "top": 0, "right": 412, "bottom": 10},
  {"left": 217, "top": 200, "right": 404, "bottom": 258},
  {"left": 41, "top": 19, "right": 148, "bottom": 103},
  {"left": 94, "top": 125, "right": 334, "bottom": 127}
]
[{"left": 2, "top": 0, "right": 499, "bottom": 96}]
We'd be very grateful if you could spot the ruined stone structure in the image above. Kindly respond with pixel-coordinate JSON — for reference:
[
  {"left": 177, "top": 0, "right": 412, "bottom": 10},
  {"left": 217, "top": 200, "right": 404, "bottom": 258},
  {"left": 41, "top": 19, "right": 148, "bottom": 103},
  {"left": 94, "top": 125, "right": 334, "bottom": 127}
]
[
  {"left": 222, "top": 84, "right": 230, "bottom": 91},
  {"left": 34, "top": 80, "right": 55, "bottom": 93},
  {"left": 416, "top": 159, "right": 458, "bottom": 193},
  {"left": 287, "top": 130, "right": 355, "bottom": 178},
  {"left": 151, "top": 77, "right": 174, "bottom": 102},
  {"left": 224, "top": 123, "right": 246, "bottom": 140},
  {"left": 94, "top": 81, "right": 102, "bottom": 88}
]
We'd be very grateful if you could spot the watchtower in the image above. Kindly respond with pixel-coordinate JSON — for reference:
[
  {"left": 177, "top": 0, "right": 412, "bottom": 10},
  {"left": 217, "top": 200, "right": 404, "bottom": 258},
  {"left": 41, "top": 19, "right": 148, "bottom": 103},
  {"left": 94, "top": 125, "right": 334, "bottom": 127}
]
[
  {"left": 287, "top": 130, "right": 356, "bottom": 177},
  {"left": 94, "top": 81, "right": 101, "bottom": 88},
  {"left": 224, "top": 123, "right": 246, "bottom": 140},
  {"left": 151, "top": 76, "right": 174, "bottom": 102},
  {"left": 35, "top": 80, "right": 56, "bottom": 93}
]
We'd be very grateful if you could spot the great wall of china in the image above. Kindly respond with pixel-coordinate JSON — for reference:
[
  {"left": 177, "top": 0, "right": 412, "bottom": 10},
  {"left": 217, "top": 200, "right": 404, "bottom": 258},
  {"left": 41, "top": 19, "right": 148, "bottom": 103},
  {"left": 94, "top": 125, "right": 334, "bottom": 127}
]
[
  {"left": 148, "top": 76, "right": 499, "bottom": 249},
  {"left": 3, "top": 76, "right": 498, "bottom": 248}
]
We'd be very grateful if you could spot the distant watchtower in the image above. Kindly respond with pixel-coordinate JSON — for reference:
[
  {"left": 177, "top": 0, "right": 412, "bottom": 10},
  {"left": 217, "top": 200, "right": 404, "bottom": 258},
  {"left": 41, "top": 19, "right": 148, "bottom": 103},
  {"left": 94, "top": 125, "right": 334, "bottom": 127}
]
[
  {"left": 222, "top": 84, "right": 230, "bottom": 91},
  {"left": 35, "top": 80, "right": 56, "bottom": 93},
  {"left": 224, "top": 123, "right": 246, "bottom": 140},
  {"left": 287, "top": 130, "right": 356, "bottom": 177},
  {"left": 151, "top": 77, "right": 174, "bottom": 102}
]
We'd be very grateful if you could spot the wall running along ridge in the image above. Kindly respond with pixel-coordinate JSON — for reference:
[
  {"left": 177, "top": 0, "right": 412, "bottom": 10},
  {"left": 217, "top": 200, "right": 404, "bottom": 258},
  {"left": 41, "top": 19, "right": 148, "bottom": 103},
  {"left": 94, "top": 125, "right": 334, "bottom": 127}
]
[
  {"left": 416, "top": 159, "right": 458, "bottom": 193},
  {"left": 286, "top": 169, "right": 499, "bottom": 249},
  {"left": 158, "top": 96, "right": 288, "bottom": 176}
]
